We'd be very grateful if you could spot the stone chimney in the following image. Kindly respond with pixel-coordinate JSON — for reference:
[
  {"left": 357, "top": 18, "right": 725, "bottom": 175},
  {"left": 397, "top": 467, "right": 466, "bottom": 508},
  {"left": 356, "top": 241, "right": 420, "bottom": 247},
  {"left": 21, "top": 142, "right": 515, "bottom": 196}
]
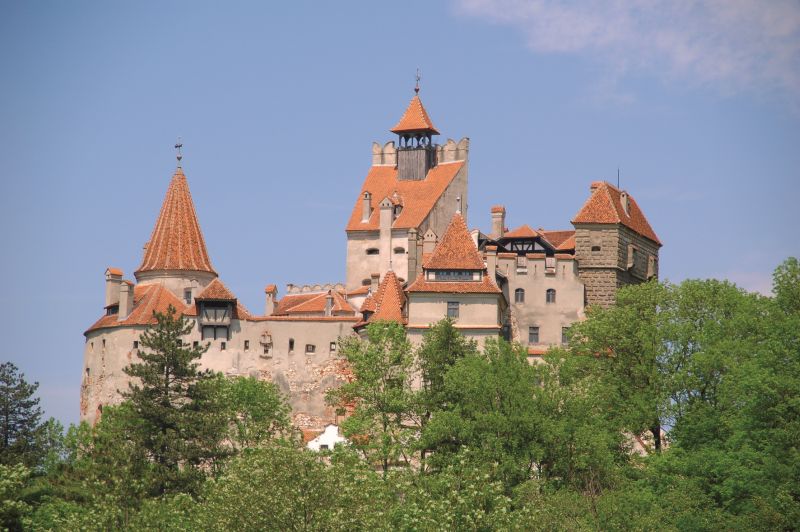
[
  {"left": 118, "top": 282, "right": 133, "bottom": 320},
  {"left": 324, "top": 291, "right": 334, "bottom": 316},
  {"left": 362, "top": 192, "right": 372, "bottom": 222},
  {"left": 264, "top": 284, "right": 277, "bottom": 316},
  {"left": 105, "top": 268, "right": 122, "bottom": 308},
  {"left": 423, "top": 229, "right": 438, "bottom": 255},
  {"left": 407, "top": 228, "right": 419, "bottom": 281},
  {"left": 490, "top": 206, "right": 506, "bottom": 239},
  {"left": 486, "top": 245, "right": 498, "bottom": 277}
]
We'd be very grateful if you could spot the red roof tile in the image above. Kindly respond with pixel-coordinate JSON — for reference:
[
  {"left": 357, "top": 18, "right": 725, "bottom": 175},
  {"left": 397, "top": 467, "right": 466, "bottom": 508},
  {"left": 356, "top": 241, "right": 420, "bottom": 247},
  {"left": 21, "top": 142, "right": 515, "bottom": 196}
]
[
  {"left": 106, "top": 267, "right": 123, "bottom": 276},
  {"left": 273, "top": 291, "right": 356, "bottom": 316},
  {"left": 369, "top": 271, "right": 405, "bottom": 323},
  {"left": 406, "top": 274, "right": 501, "bottom": 294},
  {"left": 360, "top": 293, "right": 377, "bottom": 312},
  {"left": 540, "top": 230, "right": 575, "bottom": 249},
  {"left": 86, "top": 284, "right": 188, "bottom": 333},
  {"left": 264, "top": 284, "right": 277, "bottom": 294},
  {"left": 390, "top": 95, "right": 439, "bottom": 135},
  {"left": 195, "top": 278, "right": 236, "bottom": 301},
  {"left": 572, "top": 181, "right": 661, "bottom": 245},
  {"left": 346, "top": 162, "right": 464, "bottom": 232},
  {"left": 136, "top": 168, "right": 216, "bottom": 275},
  {"left": 423, "top": 213, "right": 485, "bottom": 270},
  {"left": 491, "top": 205, "right": 505, "bottom": 213},
  {"left": 347, "top": 285, "right": 371, "bottom": 296},
  {"left": 502, "top": 224, "right": 540, "bottom": 239}
]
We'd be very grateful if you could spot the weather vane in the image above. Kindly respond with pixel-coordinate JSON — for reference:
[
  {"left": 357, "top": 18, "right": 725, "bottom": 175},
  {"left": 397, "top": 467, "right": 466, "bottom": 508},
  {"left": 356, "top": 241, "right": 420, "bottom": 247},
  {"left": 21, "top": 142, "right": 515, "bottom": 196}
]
[
  {"left": 175, "top": 137, "right": 183, "bottom": 167},
  {"left": 415, "top": 68, "right": 421, "bottom": 94}
]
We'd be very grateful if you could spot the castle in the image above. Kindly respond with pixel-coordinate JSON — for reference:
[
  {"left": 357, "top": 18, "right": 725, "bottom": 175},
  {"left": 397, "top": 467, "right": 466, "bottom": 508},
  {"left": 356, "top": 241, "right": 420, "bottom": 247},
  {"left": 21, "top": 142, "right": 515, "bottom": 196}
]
[{"left": 81, "top": 90, "right": 661, "bottom": 428}]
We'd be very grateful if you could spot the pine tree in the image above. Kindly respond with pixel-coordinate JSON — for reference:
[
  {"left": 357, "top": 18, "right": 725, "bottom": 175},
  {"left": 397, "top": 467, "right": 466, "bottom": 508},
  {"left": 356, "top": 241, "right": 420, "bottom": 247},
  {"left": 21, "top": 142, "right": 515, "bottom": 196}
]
[
  {"left": 123, "top": 305, "right": 227, "bottom": 496},
  {"left": 0, "top": 362, "right": 43, "bottom": 466}
]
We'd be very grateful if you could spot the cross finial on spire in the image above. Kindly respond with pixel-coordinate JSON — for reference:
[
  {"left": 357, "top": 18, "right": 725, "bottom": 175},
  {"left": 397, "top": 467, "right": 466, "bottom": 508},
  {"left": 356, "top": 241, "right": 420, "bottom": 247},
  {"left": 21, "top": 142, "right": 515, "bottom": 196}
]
[
  {"left": 415, "top": 68, "right": 421, "bottom": 94},
  {"left": 175, "top": 137, "right": 183, "bottom": 168}
]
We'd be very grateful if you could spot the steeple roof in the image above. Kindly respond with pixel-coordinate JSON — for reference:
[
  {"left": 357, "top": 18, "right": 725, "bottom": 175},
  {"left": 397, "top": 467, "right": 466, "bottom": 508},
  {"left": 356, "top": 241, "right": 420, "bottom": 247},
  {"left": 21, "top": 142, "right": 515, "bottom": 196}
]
[
  {"left": 572, "top": 181, "right": 661, "bottom": 245},
  {"left": 136, "top": 168, "right": 217, "bottom": 276},
  {"left": 369, "top": 271, "right": 406, "bottom": 323},
  {"left": 391, "top": 95, "right": 440, "bottom": 135},
  {"left": 423, "top": 213, "right": 485, "bottom": 270}
]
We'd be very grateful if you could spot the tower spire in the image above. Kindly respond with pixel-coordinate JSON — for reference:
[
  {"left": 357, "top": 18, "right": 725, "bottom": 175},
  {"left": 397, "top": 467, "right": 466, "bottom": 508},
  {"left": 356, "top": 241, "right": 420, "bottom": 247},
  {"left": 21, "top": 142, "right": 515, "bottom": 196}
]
[
  {"left": 415, "top": 68, "right": 421, "bottom": 94},
  {"left": 175, "top": 137, "right": 183, "bottom": 168}
]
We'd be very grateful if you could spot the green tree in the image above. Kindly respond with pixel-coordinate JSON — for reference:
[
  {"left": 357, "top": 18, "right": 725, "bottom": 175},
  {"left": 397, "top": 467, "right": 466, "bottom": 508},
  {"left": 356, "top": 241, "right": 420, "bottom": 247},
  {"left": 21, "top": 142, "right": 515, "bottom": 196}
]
[
  {"left": 217, "top": 375, "right": 291, "bottom": 448},
  {"left": 123, "top": 305, "right": 227, "bottom": 496},
  {"left": 0, "top": 362, "right": 43, "bottom": 467},
  {"left": 326, "top": 321, "right": 414, "bottom": 476}
]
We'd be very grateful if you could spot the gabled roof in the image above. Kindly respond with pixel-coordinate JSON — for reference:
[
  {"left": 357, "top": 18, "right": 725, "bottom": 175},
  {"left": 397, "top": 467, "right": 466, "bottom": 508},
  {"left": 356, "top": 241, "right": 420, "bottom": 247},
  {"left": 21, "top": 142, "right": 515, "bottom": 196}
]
[
  {"left": 86, "top": 284, "right": 187, "bottom": 333},
  {"left": 273, "top": 290, "right": 356, "bottom": 316},
  {"left": 572, "top": 181, "right": 661, "bottom": 245},
  {"left": 406, "top": 274, "right": 502, "bottom": 294},
  {"left": 369, "top": 271, "right": 406, "bottom": 323},
  {"left": 195, "top": 278, "right": 236, "bottom": 301},
  {"left": 423, "top": 213, "right": 485, "bottom": 270},
  {"left": 390, "top": 95, "right": 439, "bottom": 135},
  {"left": 540, "top": 230, "right": 575, "bottom": 249},
  {"left": 502, "top": 224, "right": 540, "bottom": 239},
  {"left": 136, "top": 168, "right": 217, "bottom": 276},
  {"left": 346, "top": 162, "right": 464, "bottom": 231}
]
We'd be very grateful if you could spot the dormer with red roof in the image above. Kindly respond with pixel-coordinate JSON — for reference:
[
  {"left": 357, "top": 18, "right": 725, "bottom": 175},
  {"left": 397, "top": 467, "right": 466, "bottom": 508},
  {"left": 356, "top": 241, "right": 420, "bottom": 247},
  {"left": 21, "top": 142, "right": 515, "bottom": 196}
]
[{"left": 571, "top": 181, "right": 661, "bottom": 306}]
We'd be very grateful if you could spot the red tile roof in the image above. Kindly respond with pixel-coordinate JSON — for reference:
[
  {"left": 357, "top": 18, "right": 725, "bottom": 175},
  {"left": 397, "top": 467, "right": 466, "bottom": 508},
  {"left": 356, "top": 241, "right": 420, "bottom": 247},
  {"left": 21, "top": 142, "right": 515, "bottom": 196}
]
[
  {"left": 502, "top": 224, "right": 540, "bottom": 239},
  {"left": 540, "top": 230, "right": 575, "bottom": 249},
  {"left": 491, "top": 205, "right": 506, "bottom": 213},
  {"left": 369, "top": 271, "right": 405, "bottom": 323},
  {"left": 195, "top": 278, "right": 236, "bottom": 301},
  {"left": 273, "top": 291, "right": 356, "bottom": 316},
  {"left": 347, "top": 285, "right": 371, "bottom": 296},
  {"left": 390, "top": 95, "right": 439, "bottom": 135},
  {"left": 572, "top": 181, "right": 661, "bottom": 245},
  {"left": 136, "top": 168, "right": 217, "bottom": 275},
  {"left": 406, "top": 274, "right": 502, "bottom": 294},
  {"left": 264, "top": 284, "right": 277, "bottom": 294},
  {"left": 86, "top": 284, "right": 187, "bottom": 333},
  {"left": 360, "top": 294, "right": 377, "bottom": 312},
  {"left": 423, "top": 213, "right": 485, "bottom": 270},
  {"left": 106, "top": 267, "right": 123, "bottom": 276},
  {"left": 346, "top": 162, "right": 464, "bottom": 231}
]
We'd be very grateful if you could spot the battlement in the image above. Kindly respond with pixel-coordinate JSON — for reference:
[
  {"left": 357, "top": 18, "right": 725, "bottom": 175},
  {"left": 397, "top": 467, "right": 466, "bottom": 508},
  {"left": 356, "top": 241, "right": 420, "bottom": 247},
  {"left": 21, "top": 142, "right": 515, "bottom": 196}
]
[
  {"left": 285, "top": 282, "right": 346, "bottom": 295},
  {"left": 371, "top": 137, "right": 469, "bottom": 166}
]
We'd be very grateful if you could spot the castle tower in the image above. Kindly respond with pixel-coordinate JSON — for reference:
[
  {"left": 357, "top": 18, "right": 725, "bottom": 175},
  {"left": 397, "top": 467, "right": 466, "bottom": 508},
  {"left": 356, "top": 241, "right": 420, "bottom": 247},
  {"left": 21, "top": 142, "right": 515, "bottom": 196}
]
[
  {"left": 345, "top": 90, "right": 470, "bottom": 291},
  {"left": 135, "top": 166, "right": 218, "bottom": 299},
  {"left": 571, "top": 181, "right": 661, "bottom": 306}
]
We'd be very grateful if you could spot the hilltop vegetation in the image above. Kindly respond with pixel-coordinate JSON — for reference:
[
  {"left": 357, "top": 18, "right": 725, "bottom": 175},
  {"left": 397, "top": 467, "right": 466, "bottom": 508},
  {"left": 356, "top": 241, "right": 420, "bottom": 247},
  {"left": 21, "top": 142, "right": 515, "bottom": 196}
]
[{"left": 2, "top": 258, "right": 798, "bottom": 531}]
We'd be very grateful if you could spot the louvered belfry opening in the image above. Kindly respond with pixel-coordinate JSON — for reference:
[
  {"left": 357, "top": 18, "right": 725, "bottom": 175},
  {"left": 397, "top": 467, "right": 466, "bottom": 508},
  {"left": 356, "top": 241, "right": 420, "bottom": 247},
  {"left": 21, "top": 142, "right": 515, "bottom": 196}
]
[{"left": 397, "top": 136, "right": 436, "bottom": 181}]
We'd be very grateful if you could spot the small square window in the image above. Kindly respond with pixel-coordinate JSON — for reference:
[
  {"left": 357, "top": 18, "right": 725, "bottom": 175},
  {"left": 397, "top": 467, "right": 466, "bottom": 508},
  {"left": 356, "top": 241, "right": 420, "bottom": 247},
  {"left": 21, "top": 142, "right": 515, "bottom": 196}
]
[
  {"left": 220, "top": 341, "right": 226, "bottom": 351},
  {"left": 244, "top": 340, "right": 250, "bottom": 351},
  {"left": 528, "top": 326, "right": 539, "bottom": 344},
  {"left": 193, "top": 341, "right": 199, "bottom": 348},
  {"left": 320, "top": 444, "right": 329, "bottom": 450},
  {"left": 447, "top": 301, "right": 459, "bottom": 319},
  {"left": 183, "top": 289, "right": 192, "bottom": 304},
  {"left": 306, "top": 344, "right": 316, "bottom": 354},
  {"left": 133, "top": 340, "right": 138, "bottom": 349},
  {"left": 330, "top": 342, "right": 337, "bottom": 352}
]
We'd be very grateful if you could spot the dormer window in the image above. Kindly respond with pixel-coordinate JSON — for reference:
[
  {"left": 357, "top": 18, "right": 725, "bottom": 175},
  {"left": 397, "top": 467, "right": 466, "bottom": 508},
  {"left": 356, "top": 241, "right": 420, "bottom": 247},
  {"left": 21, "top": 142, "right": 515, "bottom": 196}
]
[
  {"left": 106, "top": 305, "right": 119, "bottom": 316},
  {"left": 393, "top": 205, "right": 403, "bottom": 218},
  {"left": 433, "top": 270, "right": 476, "bottom": 281}
]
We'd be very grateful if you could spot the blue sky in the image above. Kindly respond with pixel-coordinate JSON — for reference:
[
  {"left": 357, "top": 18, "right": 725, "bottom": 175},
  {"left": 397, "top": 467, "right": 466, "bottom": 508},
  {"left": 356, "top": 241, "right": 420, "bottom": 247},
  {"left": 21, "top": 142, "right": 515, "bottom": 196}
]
[{"left": 1, "top": 1, "right": 798, "bottom": 426}]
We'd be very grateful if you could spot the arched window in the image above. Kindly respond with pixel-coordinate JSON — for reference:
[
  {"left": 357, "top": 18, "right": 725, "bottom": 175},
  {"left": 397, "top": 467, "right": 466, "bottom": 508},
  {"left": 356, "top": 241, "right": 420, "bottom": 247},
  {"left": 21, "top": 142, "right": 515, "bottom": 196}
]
[
  {"left": 546, "top": 288, "right": 556, "bottom": 304},
  {"left": 393, "top": 246, "right": 405, "bottom": 254},
  {"left": 366, "top": 248, "right": 379, "bottom": 255},
  {"left": 514, "top": 288, "right": 525, "bottom": 303}
]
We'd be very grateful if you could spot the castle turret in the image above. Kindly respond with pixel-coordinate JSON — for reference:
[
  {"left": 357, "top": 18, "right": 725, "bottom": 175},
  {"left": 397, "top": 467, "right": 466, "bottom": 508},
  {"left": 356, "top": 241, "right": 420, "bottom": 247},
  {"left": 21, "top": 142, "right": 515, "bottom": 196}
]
[{"left": 391, "top": 92, "right": 439, "bottom": 181}]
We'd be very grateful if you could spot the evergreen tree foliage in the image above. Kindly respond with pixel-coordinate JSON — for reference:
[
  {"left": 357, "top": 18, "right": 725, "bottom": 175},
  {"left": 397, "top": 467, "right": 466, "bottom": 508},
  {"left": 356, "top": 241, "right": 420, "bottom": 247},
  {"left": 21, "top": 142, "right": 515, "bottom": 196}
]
[
  {"left": 122, "top": 305, "right": 227, "bottom": 496},
  {"left": 0, "top": 362, "right": 43, "bottom": 467}
]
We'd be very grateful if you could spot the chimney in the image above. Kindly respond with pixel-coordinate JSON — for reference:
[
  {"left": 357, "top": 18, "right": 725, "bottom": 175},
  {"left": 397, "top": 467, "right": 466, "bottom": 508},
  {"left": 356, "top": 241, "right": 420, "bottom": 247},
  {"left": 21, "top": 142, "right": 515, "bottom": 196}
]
[
  {"left": 423, "top": 229, "right": 437, "bottom": 255},
  {"left": 324, "top": 291, "right": 334, "bottom": 316},
  {"left": 118, "top": 282, "right": 133, "bottom": 320},
  {"left": 407, "top": 228, "right": 419, "bottom": 281},
  {"left": 361, "top": 192, "right": 372, "bottom": 222},
  {"left": 370, "top": 273, "right": 380, "bottom": 292},
  {"left": 486, "top": 245, "right": 498, "bottom": 278},
  {"left": 264, "top": 284, "right": 277, "bottom": 315},
  {"left": 490, "top": 206, "right": 506, "bottom": 239},
  {"left": 620, "top": 191, "right": 630, "bottom": 216},
  {"left": 105, "top": 268, "right": 122, "bottom": 308}
]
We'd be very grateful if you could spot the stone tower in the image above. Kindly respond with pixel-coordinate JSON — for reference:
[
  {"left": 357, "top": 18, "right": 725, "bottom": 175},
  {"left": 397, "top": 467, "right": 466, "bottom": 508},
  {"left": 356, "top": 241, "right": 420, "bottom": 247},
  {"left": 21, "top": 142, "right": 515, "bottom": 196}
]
[{"left": 572, "top": 181, "right": 661, "bottom": 307}]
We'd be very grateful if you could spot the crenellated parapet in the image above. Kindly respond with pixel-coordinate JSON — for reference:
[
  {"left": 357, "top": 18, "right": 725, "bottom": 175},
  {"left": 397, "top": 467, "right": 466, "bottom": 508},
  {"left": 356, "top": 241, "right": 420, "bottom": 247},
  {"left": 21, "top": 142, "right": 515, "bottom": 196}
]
[
  {"left": 371, "top": 137, "right": 469, "bottom": 166},
  {"left": 285, "top": 282, "right": 346, "bottom": 295}
]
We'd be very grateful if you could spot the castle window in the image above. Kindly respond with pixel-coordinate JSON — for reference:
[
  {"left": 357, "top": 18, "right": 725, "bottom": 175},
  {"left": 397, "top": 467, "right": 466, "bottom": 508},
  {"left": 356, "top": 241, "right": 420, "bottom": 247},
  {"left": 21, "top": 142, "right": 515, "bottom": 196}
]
[
  {"left": 591, "top": 245, "right": 601, "bottom": 252},
  {"left": 289, "top": 338, "right": 295, "bottom": 353},
  {"left": 434, "top": 270, "right": 474, "bottom": 281},
  {"left": 366, "top": 248, "right": 379, "bottom": 255},
  {"left": 85, "top": 367, "right": 90, "bottom": 376},
  {"left": 90, "top": 342, "right": 94, "bottom": 353},
  {"left": 627, "top": 244, "right": 636, "bottom": 270},
  {"left": 546, "top": 289, "right": 556, "bottom": 304},
  {"left": 244, "top": 340, "right": 250, "bottom": 351},
  {"left": 362, "top": 278, "right": 371, "bottom": 286},
  {"left": 106, "top": 305, "right": 118, "bottom": 316},
  {"left": 330, "top": 342, "right": 337, "bottom": 352},
  {"left": 193, "top": 341, "right": 199, "bottom": 348},
  {"left": 202, "top": 326, "right": 229, "bottom": 340},
  {"left": 133, "top": 340, "right": 138, "bottom": 349},
  {"left": 220, "top": 341, "right": 226, "bottom": 351},
  {"left": 514, "top": 288, "right": 525, "bottom": 303},
  {"left": 183, "top": 289, "right": 192, "bottom": 304},
  {"left": 393, "top": 205, "right": 403, "bottom": 217},
  {"left": 394, "top": 246, "right": 405, "bottom": 254},
  {"left": 102, "top": 339, "right": 106, "bottom": 353},
  {"left": 562, "top": 327, "right": 569, "bottom": 345},
  {"left": 647, "top": 255, "right": 657, "bottom": 279},
  {"left": 528, "top": 326, "right": 539, "bottom": 344},
  {"left": 306, "top": 344, "right": 316, "bottom": 354},
  {"left": 447, "top": 301, "right": 459, "bottom": 319}
]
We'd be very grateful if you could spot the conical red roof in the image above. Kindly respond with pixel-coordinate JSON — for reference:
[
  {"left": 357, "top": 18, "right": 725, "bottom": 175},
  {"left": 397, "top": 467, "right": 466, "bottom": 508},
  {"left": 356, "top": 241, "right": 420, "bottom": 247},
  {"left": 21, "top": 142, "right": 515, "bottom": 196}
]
[
  {"left": 369, "top": 271, "right": 406, "bottom": 323},
  {"left": 423, "top": 213, "right": 484, "bottom": 270},
  {"left": 136, "top": 168, "right": 216, "bottom": 275},
  {"left": 391, "top": 95, "right": 439, "bottom": 135}
]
